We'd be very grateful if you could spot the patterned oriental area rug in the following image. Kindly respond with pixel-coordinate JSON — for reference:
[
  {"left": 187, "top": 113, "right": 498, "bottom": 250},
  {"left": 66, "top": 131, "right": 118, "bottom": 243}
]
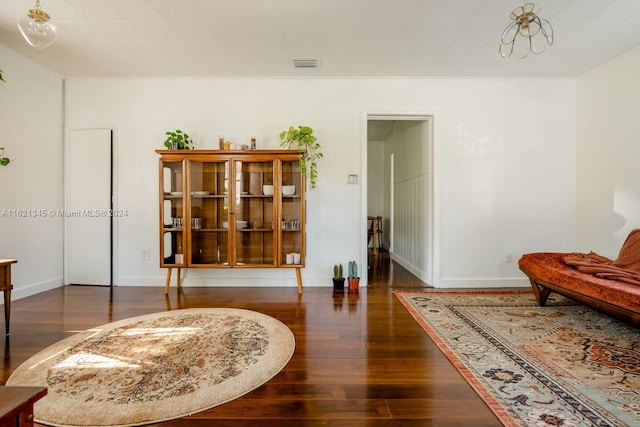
[
  {"left": 7, "top": 308, "right": 295, "bottom": 427},
  {"left": 394, "top": 291, "right": 639, "bottom": 427}
]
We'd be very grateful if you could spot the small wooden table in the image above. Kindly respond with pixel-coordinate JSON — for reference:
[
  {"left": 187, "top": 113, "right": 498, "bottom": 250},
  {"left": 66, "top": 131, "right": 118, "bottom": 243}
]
[
  {"left": 0, "top": 259, "right": 17, "bottom": 336},
  {"left": 0, "top": 386, "right": 47, "bottom": 427}
]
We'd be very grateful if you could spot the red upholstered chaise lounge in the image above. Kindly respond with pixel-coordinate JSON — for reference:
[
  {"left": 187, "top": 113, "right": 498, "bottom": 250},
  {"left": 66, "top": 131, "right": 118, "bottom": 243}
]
[{"left": 518, "top": 230, "right": 640, "bottom": 327}]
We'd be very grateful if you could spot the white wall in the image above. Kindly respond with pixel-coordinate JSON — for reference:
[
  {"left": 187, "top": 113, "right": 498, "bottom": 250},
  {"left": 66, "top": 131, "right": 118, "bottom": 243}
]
[
  {"left": 433, "top": 80, "right": 576, "bottom": 286},
  {"left": 388, "top": 121, "right": 430, "bottom": 282},
  {"left": 366, "top": 139, "right": 384, "bottom": 218},
  {"left": 64, "top": 76, "right": 576, "bottom": 289},
  {"left": 0, "top": 47, "right": 64, "bottom": 299},
  {"left": 367, "top": 138, "right": 385, "bottom": 253},
  {"left": 391, "top": 121, "right": 429, "bottom": 181},
  {"left": 577, "top": 46, "right": 640, "bottom": 258}
]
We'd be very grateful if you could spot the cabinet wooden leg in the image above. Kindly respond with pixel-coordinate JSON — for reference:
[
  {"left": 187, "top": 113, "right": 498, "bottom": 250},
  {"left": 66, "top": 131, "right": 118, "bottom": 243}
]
[
  {"left": 164, "top": 268, "right": 172, "bottom": 295},
  {"left": 3, "top": 287, "right": 11, "bottom": 336},
  {"left": 295, "top": 268, "right": 302, "bottom": 294}
]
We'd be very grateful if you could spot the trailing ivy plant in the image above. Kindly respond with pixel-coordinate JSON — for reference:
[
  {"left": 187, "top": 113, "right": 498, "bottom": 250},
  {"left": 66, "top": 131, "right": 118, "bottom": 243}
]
[
  {"left": 0, "top": 69, "right": 9, "bottom": 166},
  {"left": 279, "top": 125, "right": 322, "bottom": 189}
]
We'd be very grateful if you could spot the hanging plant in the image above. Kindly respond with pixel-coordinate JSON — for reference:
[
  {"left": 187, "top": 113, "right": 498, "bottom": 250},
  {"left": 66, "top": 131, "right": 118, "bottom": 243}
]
[{"left": 279, "top": 125, "right": 322, "bottom": 189}]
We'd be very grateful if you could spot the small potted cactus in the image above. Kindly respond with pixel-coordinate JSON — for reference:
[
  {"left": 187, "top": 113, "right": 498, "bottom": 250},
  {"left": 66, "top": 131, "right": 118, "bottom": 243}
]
[
  {"left": 332, "top": 264, "right": 345, "bottom": 291},
  {"left": 347, "top": 260, "right": 360, "bottom": 292}
]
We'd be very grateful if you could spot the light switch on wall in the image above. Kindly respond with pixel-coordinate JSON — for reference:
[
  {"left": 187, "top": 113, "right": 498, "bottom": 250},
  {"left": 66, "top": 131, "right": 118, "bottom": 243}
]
[{"left": 348, "top": 174, "right": 358, "bottom": 184}]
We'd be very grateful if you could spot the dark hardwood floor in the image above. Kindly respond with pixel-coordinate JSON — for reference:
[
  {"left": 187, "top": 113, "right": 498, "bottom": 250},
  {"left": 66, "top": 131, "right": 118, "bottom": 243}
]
[{"left": 1, "top": 252, "right": 502, "bottom": 426}]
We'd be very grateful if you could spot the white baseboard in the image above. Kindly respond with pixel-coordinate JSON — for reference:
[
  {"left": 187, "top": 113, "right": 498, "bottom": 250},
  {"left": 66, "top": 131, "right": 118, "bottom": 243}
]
[
  {"left": 0, "top": 274, "right": 530, "bottom": 303},
  {"left": 7, "top": 277, "right": 63, "bottom": 302},
  {"left": 391, "top": 254, "right": 429, "bottom": 284},
  {"left": 435, "top": 277, "right": 530, "bottom": 288}
]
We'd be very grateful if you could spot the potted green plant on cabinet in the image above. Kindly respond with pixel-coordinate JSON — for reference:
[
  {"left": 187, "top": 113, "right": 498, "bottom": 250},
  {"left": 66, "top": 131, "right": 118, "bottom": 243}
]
[
  {"left": 279, "top": 125, "right": 322, "bottom": 189},
  {"left": 347, "top": 261, "right": 360, "bottom": 292},
  {"left": 164, "top": 129, "right": 194, "bottom": 149},
  {"left": 332, "top": 264, "right": 345, "bottom": 291}
]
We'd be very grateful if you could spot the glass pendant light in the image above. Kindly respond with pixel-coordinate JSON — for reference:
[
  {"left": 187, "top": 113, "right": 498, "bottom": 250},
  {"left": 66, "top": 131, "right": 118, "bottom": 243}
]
[{"left": 17, "top": 0, "right": 58, "bottom": 49}]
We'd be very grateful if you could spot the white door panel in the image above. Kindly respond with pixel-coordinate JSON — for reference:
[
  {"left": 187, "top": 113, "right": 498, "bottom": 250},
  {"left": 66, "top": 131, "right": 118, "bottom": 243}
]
[{"left": 66, "top": 129, "right": 112, "bottom": 285}]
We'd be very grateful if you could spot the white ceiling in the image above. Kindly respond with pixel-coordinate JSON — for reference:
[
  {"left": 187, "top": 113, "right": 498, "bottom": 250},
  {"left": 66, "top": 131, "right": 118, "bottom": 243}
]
[{"left": 1, "top": 0, "right": 640, "bottom": 78}]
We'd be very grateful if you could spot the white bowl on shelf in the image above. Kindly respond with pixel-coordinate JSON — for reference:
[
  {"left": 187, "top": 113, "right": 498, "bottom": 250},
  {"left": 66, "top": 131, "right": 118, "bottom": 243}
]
[
  {"left": 222, "top": 220, "right": 248, "bottom": 229},
  {"left": 262, "top": 185, "right": 274, "bottom": 195},
  {"left": 282, "top": 185, "right": 295, "bottom": 196}
]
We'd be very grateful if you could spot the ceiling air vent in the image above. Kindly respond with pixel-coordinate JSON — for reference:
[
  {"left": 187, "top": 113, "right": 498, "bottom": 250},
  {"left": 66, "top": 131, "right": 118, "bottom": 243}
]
[{"left": 293, "top": 59, "right": 319, "bottom": 68}]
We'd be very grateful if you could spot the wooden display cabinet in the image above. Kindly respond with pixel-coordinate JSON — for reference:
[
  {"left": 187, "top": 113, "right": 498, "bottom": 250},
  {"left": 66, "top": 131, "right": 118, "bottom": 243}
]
[{"left": 157, "top": 150, "right": 305, "bottom": 294}]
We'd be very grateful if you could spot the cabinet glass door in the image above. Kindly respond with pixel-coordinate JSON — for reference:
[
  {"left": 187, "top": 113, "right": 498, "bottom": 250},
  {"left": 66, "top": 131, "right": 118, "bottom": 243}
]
[
  {"left": 160, "top": 161, "right": 185, "bottom": 266},
  {"left": 188, "top": 160, "right": 230, "bottom": 266},
  {"left": 280, "top": 159, "right": 305, "bottom": 266},
  {"left": 233, "top": 160, "right": 276, "bottom": 266}
]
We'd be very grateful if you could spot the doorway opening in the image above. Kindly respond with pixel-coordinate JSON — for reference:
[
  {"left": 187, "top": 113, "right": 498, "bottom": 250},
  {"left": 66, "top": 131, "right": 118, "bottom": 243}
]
[{"left": 364, "top": 115, "right": 434, "bottom": 286}]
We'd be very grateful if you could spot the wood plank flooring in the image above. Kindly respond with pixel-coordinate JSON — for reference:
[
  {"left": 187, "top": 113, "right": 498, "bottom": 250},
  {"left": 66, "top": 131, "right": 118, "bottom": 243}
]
[{"left": 1, "top": 253, "right": 502, "bottom": 426}]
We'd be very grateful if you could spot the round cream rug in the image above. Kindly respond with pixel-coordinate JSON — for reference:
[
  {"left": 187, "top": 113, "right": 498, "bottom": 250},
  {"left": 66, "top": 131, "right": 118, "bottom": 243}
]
[{"left": 7, "top": 308, "right": 295, "bottom": 427}]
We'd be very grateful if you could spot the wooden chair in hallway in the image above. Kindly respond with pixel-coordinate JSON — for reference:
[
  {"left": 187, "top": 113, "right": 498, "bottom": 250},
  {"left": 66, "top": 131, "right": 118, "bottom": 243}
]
[
  {"left": 375, "top": 216, "right": 383, "bottom": 252},
  {"left": 367, "top": 216, "right": 383, "bottom": 254}
]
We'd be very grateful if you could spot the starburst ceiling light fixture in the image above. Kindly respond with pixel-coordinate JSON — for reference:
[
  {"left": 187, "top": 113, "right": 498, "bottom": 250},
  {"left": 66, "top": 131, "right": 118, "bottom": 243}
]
[
  {"left": 17, "top": 0, "right": 58, "bottom": 49},
  {"left": 499, "top": 2, "right": 553, "bottom": 59}
]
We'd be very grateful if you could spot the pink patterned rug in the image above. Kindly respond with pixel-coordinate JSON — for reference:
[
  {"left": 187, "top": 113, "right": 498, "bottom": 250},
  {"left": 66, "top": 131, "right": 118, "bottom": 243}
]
[
  {"left": 7, "top": 308, "right": 295, "bottom": 427},
  {"left": 394, "top": 291, "right": 640, "bottom": 427}
]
